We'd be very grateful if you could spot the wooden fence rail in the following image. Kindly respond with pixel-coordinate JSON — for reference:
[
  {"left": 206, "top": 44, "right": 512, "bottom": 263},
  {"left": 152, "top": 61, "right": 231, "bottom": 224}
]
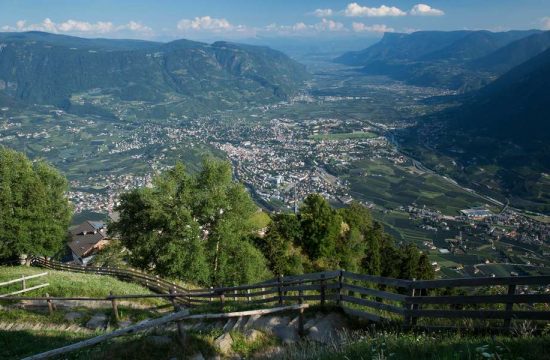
[
  {"left": 23, "top": 257, "right": 550, "bottom": 332},
  {"left": 0, "top": 272, "right": 49, "bottom": 298}
]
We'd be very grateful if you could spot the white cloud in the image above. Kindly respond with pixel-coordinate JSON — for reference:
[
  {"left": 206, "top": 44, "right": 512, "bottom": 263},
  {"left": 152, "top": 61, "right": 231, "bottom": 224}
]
[
  {"left": 177, "top": 16, "right": 234, "bottom": 32},
  {"left": 410, "top": 4, "right": 445, "bottom": 16},
  {"left": 352, "top": 22, "right": 394, "bottom": 33},
  {"left": 314, "top": 18, "right": 346, "bottom": 32},
  {"left": 311, "top": 8, "right": 334, "bottom": 17},
  {"left": 265, "top": 19, "right": 347, "bottom": 36},
  {"left": 344, "top": 3, "right": 406, "bottom": 17},
  {"left": 57, "top": 20, "right": 114, "bottom": 33},
  {"left": 541, "top": 17, "right": 550, "bottom": 30},
  {"left": 1, "top": 18, "right": 153, "bottom": 36}
]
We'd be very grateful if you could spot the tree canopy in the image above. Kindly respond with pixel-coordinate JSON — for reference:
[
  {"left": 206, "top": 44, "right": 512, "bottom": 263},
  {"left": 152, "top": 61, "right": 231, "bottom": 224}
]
[
  {"left": 110, "top": 159, "right": 271, "bottom": 286},
  {"left": 110, "top": 159, "right": 434, "bottom": 286},
  {"left": 258, "top": 194, "right": 435, "bottom": 281},
  {"left": 0, "top": 147, "right": 72, "bottom": 259}
]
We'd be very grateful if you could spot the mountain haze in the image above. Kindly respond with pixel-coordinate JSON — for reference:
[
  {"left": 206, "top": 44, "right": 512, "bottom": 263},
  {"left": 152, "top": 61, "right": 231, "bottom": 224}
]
[{"left": 335, "top": 30, "right": 547, "bottom": 91}]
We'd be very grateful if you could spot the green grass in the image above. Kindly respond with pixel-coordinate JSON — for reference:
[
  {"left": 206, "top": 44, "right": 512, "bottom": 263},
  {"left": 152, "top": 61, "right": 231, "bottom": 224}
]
[
  {"left": 0, "top": 330, "right": 95, "bottom": 360},
  {"left": 0, "top": 266, "right": 166, "bottom": 305},
  {"left": 280, "top": 330, "right": 550, "bottom": 360}
]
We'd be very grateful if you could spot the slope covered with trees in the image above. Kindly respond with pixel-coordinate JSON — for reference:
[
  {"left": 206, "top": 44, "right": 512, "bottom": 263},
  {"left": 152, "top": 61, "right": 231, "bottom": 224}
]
[
  {"left": 335, "top": 30, "right": 548, "bottom": 91},
  {"left": 405, "top": 47, "right": 550, "bottom": 212},
  {"left": 0, "top": 31, "right": 309, "bottom": 110}
]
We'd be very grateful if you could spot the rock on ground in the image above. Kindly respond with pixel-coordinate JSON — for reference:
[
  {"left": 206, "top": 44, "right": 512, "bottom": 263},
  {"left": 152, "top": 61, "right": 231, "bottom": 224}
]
[
  {"left": 85, "top": 313, "right": 108, "bottom": 330},
  {"left": 64, "top": 312, "right": 83, "bottom": 321},
  {"left": 215, "top": 332, "right": 234, "bottom": 355},
  {"left": 307, "top": 313, "right": 347, "bottom": 344},
  {"left": 272, "top": 325, "right": 299, "bottom": 344}
]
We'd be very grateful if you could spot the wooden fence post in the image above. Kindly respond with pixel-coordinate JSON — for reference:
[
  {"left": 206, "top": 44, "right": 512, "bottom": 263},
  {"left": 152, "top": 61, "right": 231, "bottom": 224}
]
[
  {"left": 21, "top": 275, "right": 26, "bottom": 290},
  {"left": 320, "top": 274, "right": 326, "bottom": 308},
  {"left": 170, "top": 288, "right": 187, "bottom": 347},
  {"left": 403, "top": 279, "right": 416, "bottom": 329},
  {"left": 46, "top": 293, "right": 54, "bottom": 315},
  {"left": 298, "top": 289, "right": 305, "bottom": 337},
  {"left": 219, "top": 291, "right": 225, "bottom": 311},
  {"left": 247, "top": 289, "right": 251, "bottom": 303},
  {"left": 278, "top": 275, "right": 283, "bottom": 306},
  {"left": 336, "top": 270, "right": 343, "bottom": 306},
  {"left": 504, "top": 284, "right": 517, "bottom": 331},
  {"left": 233, "top": 289, "right": 237, "bottom": 302},
  {"left": 209, "top": 287, "right": 213, "bottom": 302},
  {"left": 110, "top": 291, "right": 120, "bottom": 322}
]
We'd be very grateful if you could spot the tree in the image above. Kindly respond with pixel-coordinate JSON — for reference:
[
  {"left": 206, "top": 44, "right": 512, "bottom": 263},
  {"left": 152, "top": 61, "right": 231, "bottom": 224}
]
[
  {"left": 110, "top": 163, "right": 210, "bottom": 284},
  {"left": 110, "top": 158, "right": 271, "bottom": 286},
  {"left": 254, "top": 223, "right": 304, "bottom": 276},
  {"left": 299, "top": 194, "right": 342, "bottom": 261},
  {"left": 0, "top": 147, "right": 72, "bottom": 259}
]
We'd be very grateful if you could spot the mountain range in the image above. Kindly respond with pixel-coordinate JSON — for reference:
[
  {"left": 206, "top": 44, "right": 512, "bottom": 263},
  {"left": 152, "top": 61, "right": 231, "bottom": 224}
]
[
  {"left": 0, "top": 31, "right": 309, "bottom": 111},
  {"left": 336, "top": 30, "right": 550, "bottom": 92},
  {"left": 402, "top": 40, "right": 550, "bottom": 212}
]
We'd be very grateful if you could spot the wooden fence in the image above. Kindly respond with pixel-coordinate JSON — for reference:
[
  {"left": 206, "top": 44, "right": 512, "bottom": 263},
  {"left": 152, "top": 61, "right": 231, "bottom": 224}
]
[
  {"left": 22, "top": 257, "right": 550, "bottom": 331},
  {"left": 0, "top": 272, "right": 49, "bottom": 298}
]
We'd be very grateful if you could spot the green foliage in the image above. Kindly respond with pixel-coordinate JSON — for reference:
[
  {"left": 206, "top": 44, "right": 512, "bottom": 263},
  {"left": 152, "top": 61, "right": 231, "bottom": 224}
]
[
  {"left": 299, "top": 194, "right": 342, "bottom": 261},
  {"left": 0, "top": 266, "right": 164, "bottom": 305},
  {"left": 110, "top": 158, "right": 271, "bottom": 286},
  {"left": 261, "top": 196, "right": 434, "bottom": 280},
  {"left": 0, "top": 147, "right": 72, "bottom": 259}
]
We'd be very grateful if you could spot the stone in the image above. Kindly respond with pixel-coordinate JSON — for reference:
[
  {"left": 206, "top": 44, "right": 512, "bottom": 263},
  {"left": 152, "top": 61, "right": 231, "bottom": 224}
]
[
  {"left": 307, "top": 313, "right": 346, "bottom": 344},
  {"left": 252, "top": 315, "right": 290, "bottom": 332},
  {"left": 243, "top": 314, "right": 261, "bottom": 329},
  {"left": 64, "top": 312, "right": 83, "bottom": 321},
  {"left": 244, "top": 329, "right": 262, "bottom": 342},
  {"left": 214, "top": 332, "right": 233, "bottom": 355},
  {"left": 272, "top": 325, "right": 299, "bottom": 344},
  {"left": 85, "top": 313, "right": 107, "bottom": 330}
]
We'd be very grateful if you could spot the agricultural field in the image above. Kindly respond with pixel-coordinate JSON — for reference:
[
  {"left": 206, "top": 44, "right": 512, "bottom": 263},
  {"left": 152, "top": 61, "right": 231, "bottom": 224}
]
[{"left": 348, "top": 158, "right": 490, "bottom": 215}]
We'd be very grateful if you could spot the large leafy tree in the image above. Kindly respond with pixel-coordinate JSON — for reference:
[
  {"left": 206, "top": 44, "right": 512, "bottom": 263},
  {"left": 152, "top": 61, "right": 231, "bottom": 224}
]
[
  {"left": 265, "top": 195, "right": 434, "bottom": 280},
  {"left": 299, "top": 194, "right": 342, "bottom": 261},
  {"left": 0, "top": 147, "right": 72, "bottom": 259},
  {"left": 111, "top": 159, "right": 271, "bottom": 286}
]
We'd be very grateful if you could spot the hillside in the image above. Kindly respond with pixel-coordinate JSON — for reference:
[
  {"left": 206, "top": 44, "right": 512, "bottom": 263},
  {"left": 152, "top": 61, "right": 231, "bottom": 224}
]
[
  {"left": 0, "top": 31, "right": 309, "bottom": 109},
  {"left": 407, "top": 47, "right": 550, "bottom": 212},
  {"left": 335, "top": 30, "right": 546, "bottom": 91}
]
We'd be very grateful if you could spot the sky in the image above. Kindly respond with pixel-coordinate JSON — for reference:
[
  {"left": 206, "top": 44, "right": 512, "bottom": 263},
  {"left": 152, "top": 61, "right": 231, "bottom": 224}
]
[{"left": 1, "top": 0, "right": 550, "bottom": 43}]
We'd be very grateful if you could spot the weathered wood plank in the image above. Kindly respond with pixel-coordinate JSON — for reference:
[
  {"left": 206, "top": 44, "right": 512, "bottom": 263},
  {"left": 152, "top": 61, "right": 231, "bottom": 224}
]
[
  {"left": 412, "top": 276, "right": 550, "bottom": 289},
  {"left": 405, "top": 293, "right": 550, "bottom": 305},
  {"left": 0, "top": 283, "right": 50, "bottom": 297},
  {"left": 341, "top": 306, "right": 385, "bottom": 322},
  {"left": 0, "top": 272, "right": 48, "bottom": 287},
  {"left": 342, "top": 283, "right": 407, "bottom": 302},
  {"left": 341, "top": 295, "right": 405, "bottom": 315},
  {"left": 410, "top": 309, "right": 550, "bottom": 320},
  {"left": 342, "top": 271, "right": 411, "bottom": 288}
]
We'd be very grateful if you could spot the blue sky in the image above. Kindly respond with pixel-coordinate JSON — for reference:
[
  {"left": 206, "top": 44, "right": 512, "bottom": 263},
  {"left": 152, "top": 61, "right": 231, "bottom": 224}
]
[{"left": 1, "top": 1, "right": 549, "bottom": 41}]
